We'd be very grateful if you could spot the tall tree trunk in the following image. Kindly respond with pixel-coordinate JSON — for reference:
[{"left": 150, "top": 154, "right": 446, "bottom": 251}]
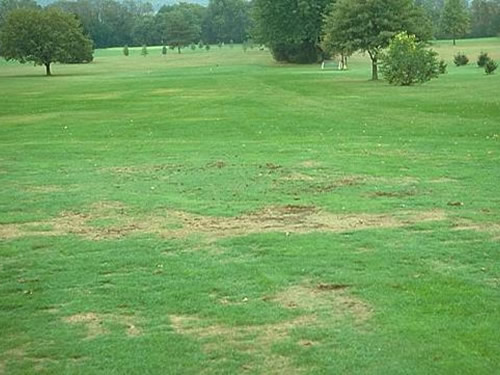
[
  {"left": 371, "top": 56, "right": 378, "bottom": 80},
  {"left": 45, "top": 63, "right": 51, "bottom": 76}
]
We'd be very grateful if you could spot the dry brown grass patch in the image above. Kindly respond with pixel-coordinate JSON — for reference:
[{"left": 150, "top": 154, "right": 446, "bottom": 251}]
[
  {"left": 63, "top": 313, "right": 108, "bottom": 339},
  {"left": 63, "top": 312, "right": 142, "bottom": 339},
  {"left": 151, "top": 88, "right": 182, "bottom": 95},
  {"left": 452, "top": 221, "right": 500, "bottom": 239},
  {"left": 170, "top": 314, "right": 312, "bottom": 374},
  {"left": 297, "top": 160, "right": 322, "bottom": 168},
  {"left": 0, "top": 112, "right": 60, "bottom": 125},
  {"left": 0, "top": 201, "right": 447, "bottom": 241},
  {"left": 271, "top": 284, "right": 372, "bottom": 324},
  {"left": 23, "top": 185, "right": 65, "bottom": 193}
]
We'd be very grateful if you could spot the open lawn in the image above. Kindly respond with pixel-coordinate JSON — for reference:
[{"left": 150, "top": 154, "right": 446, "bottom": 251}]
[{"left": 1, "top": 38, "right": 499, "bottom": 374}]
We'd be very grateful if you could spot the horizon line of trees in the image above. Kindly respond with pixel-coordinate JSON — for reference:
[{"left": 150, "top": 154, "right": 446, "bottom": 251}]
[
  {"left": 1, "top": 0, "right": 500, "bottom": 52},
  {"left": 0, "top": 0, "right": 253, "bottom": 49}
]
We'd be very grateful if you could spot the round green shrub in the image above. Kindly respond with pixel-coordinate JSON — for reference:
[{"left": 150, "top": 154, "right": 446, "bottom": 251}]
[
  {"left": 485, "top": 60, "right": 498, "bottom": 75},
  {"left": 477, "top": 52, "right": 491, "bottom": 67},
  {"left": 381, "top": 32, "right": 439, "bottom": 86},
  {"left": 454, "top": 52, "right": 469, "bottom": 66}
]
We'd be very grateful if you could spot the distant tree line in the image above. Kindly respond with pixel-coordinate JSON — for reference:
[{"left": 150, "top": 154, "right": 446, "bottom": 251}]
[
  {"left": 0, "top": 0, "right": 252, "bottom": 49},
  {"left": 0, "top": 0, "right": 499, "bottom": 58}
]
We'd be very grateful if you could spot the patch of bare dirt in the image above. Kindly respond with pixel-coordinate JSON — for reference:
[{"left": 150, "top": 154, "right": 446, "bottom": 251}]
[
  {"left": 0, "top": 201, "right": 447, "bottom": 241},
  {"left": 63, "top": 312, "right": 142, "bottom": 339}
]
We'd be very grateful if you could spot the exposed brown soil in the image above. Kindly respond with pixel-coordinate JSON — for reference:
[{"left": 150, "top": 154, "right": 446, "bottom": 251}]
[
  {"left": 63, "top": 312, "right": 142, "bottom": 339},
  {"left": 0, "top": 202, "right": 447, "bottom": 241}
]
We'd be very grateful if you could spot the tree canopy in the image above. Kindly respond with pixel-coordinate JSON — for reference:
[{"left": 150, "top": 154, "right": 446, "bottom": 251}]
[
  {"left": 0, "top": 8, "right": 93, "bottom": 75},
  {"left": 322, "top": 0, "right": 431, "bottom": 80},
  {"left": 158, "top": 6, "right": 201, "bottom": 52},
  {"left": 441, "top": 0, "right": 470, "bottom": 44},
  {"left": 0, "top": 0, "right": 39, "bottom": 26},
  {"left": 203, "top": 0, "right": 251, "bottom": 44},
  {"left": 253, "top": 0, "right": 331, "bottom": 63}
]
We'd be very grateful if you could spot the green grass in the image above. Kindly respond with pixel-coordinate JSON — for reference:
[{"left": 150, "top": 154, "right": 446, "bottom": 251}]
[{"left": 1, "top": 39, "right": 500, "bottom": 374}]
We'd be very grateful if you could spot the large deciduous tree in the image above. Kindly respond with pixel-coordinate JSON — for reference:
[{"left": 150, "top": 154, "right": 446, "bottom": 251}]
[
  {"left": 159, "top": 8, "right": 200, "bottom": 53},
  {"left": 322, "top": 0, "right": 431, "bottom": 80},
  {"left": 440, "top": 0, "right": 470, "bottom": 45},
  {"left": 253, "top": 0, "right": 331, "bottom": 63},
  {"left": 203, "top": 0, "right": 251, "bottom": 44},
  {"left": 0, "top": 8, "right": 93, "bottom": 75}
]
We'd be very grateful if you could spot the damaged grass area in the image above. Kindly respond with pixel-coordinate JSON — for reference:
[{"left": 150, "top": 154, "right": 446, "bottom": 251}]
[
  {"left": 63, "top": 312, "right": 142, "bottom": 339},
  {"left": 170, "top": 282, "right": 372, "bottom": 373},
  {"left": 1, "top": 40, "right": 500, "bottom": 375},
  {"left": 0, "top": 202, "right": 447, "bottom": 241}
]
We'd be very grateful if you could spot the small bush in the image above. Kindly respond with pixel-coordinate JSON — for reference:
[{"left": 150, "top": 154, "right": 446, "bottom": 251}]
[
  {"left": 477, "top": 52, "right": 491, "bottom": 67},
  {"left": 123, "top": 45, "right": 129, "bottom": 57},
  {"left": 190, "top": 43, "right": 196, "bottom": 51},
  {"left": 198, "top": 41, "right": 204, "bottom": 49},
  {"left": 205, "top": 44, "right": 211, "bottom": 51},
  {"left": 439, "top": 59, "right": 447, "bottom": 74},
  {"left": 162, "top": 45, "right": 167, "bottom": 56},
  {"left": 485, "top": 59, "right": 498, "bottom": 74},
  {"left": 454, "top": 52, "right": 469, "bottom": 66},
  {"left": 381, "top": 32, "right": 439, "bottom": 86},
  {"left": 141, "top": 45, "right": 148, "bottom": 57}
]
